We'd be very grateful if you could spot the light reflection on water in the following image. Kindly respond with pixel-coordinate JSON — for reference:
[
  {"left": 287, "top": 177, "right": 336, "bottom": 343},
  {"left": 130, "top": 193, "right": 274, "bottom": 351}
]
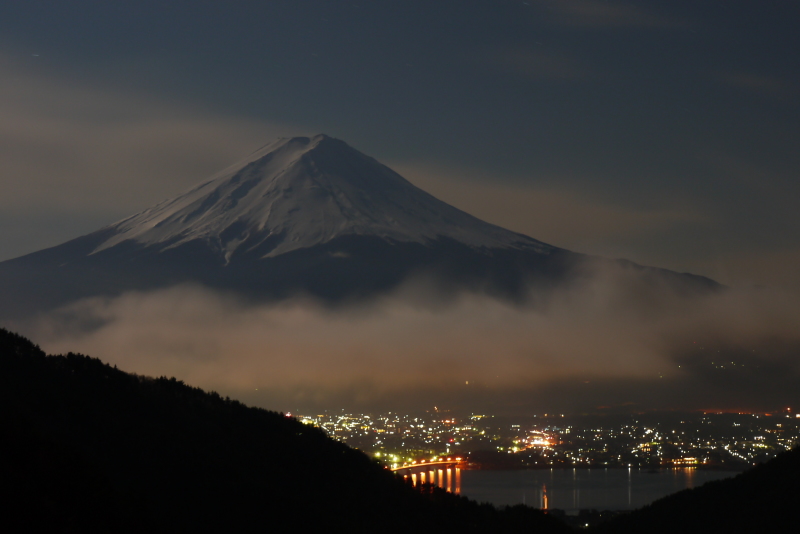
[
  {"left": 404, "top": 466, "right": 462, "bottom": 493},
  {"left": 459, "top": 468, "right": 738, "bottom": 512}
]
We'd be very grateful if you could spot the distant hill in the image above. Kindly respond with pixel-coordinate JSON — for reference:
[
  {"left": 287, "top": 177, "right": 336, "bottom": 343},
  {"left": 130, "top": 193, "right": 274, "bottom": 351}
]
[
  {"left": 592, "top": 445, "right": 800, "bottom": 533},
  {"left": 0, "top": 328, "right": 569, "bottom": 533}
]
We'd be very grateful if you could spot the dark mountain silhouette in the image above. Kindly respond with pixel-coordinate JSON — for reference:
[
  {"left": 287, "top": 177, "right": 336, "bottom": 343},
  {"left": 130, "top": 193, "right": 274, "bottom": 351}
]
[
  {"left": 0, "top": 327, "right": 570, "bottom": 533},
  {"left": 592, "top": 446, "right": 800, "bottom": 533},
  {"left": 0, "top": 135, "right": 718, "bottom": 320}
]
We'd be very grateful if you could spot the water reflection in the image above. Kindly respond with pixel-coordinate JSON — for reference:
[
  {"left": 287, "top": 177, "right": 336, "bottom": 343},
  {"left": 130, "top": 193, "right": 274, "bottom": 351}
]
[
  {"left": 627, "top": 467, "right": 632, "bottom": 508},
  {"left": 460, "top": 468, "right": 737, "bottom": 512},
  {"left": 404, "top": 467, "right": 462, "bottom": 494}
]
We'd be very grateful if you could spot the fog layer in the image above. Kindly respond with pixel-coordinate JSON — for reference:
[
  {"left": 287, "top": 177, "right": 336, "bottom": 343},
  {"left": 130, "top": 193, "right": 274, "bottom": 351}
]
[{"left": 19, "top": 269, "right": 800, "bottom": 415}]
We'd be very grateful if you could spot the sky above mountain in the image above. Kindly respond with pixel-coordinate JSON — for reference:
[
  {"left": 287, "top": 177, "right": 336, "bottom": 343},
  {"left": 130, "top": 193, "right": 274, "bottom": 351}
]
[
  {"left": 1, "top": 0, "right": 798, "bottom": 293},
  {"left": 1, "top": 1, "right": 798, "bottom": 414}
]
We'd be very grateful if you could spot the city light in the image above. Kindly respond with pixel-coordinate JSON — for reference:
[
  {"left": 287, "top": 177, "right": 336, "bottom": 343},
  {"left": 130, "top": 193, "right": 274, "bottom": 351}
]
[{"left": 297, "top": 410, "right": 798, "bottom": 469}]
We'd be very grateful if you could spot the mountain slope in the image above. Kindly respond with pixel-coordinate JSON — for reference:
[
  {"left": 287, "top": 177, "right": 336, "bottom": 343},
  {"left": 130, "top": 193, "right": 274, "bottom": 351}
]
[
  {"left": 0, "top": 135, "right": 719, "bottom": 319},
  {"left": 0, "top": 327, "right": 570, "bottom": 533},
  {"left": 94, "top": 134, "right": 554, "bottom": 260},
  {"left": 592, "top": 446, "right": 800, "bottom": 533}
]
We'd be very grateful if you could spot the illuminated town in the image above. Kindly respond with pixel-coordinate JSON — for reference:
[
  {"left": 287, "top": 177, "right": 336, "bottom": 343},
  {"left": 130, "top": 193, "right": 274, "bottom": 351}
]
[{"left": 297, "top": 409, "right": 800, "bottom": 470}]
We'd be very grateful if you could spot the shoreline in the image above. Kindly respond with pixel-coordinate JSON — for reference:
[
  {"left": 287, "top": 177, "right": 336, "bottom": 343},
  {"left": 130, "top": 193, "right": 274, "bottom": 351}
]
[{"left": 463, "top": 464, "right": 749, "bottom": 472}]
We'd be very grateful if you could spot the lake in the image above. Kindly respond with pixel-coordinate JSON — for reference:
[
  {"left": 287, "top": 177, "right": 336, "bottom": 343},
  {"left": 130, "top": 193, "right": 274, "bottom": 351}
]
[{"left": 459, "top": 468, "right": 739, "bottom": 512}]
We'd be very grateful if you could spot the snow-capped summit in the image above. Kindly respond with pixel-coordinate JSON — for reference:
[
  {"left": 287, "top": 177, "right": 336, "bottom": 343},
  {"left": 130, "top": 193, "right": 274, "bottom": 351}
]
[
  {"left": 0, "top": 135, "right": 719, "bottom": 320},
  {"left": 93, "top": 134, "right": 553, "bottom": 262}
]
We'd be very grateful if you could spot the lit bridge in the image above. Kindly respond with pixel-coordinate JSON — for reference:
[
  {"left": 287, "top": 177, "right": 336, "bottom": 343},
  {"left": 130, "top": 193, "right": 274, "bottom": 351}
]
[{"left": 390, "top": 458, "right": 465, "bottom": 494}]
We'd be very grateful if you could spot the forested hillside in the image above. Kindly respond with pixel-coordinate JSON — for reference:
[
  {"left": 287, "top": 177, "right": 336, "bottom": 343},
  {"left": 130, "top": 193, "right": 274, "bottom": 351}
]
[
  {"left": 0, "top": 328, "right": 568, "bottom": 533},
  {"left": 592, "top": 440, "right": 799, "bottom": 533}
]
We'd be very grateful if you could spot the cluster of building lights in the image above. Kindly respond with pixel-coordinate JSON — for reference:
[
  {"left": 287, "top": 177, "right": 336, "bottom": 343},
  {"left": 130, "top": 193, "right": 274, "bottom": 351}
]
[{"left": 298, "top": 410, "right": 800, "bottom": 469}]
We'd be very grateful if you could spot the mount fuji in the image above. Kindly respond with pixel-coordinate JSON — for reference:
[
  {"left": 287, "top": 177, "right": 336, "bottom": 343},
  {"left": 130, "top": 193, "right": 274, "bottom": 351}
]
[{"left": 0, "top": 135, "right": 717, "bottom": 319}]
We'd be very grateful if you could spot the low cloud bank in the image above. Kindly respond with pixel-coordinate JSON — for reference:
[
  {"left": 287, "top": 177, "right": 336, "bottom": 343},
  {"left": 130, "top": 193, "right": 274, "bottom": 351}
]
[{"left": 17, "top": 266, "right": 800, "bottom": 416}]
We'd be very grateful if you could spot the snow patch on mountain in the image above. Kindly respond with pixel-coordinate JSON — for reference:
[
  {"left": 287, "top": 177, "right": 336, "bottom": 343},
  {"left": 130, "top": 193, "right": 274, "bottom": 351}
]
[{"left": 92, "top": 135, "right": 554, "bottom": 260}]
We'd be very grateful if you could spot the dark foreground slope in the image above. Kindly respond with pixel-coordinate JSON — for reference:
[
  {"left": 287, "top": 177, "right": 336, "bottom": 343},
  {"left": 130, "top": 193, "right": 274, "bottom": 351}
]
[
  {"left": 593, "top": 447, "right": 800, "bottom": 534},
  {"left": 0, "top": 328, "right": 569, "bottom": 534}
]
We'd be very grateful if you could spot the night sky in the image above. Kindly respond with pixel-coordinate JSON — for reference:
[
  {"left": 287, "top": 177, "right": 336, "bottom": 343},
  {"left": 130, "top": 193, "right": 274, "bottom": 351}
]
[{"left": 2, "top": 1, "right": 798, "bottom": 414}]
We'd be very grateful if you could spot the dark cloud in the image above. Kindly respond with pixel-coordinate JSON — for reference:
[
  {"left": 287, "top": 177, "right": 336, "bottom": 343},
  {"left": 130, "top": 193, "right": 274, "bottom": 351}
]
[
  {"left": 479, "top": 46, "right": 589, "bottom": 81},
  {"left": 716, "top": 71, "right": 795, "bottom": 99},
  {"left": 533, "top": 0, "right": 686, "bottom": 29}
]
